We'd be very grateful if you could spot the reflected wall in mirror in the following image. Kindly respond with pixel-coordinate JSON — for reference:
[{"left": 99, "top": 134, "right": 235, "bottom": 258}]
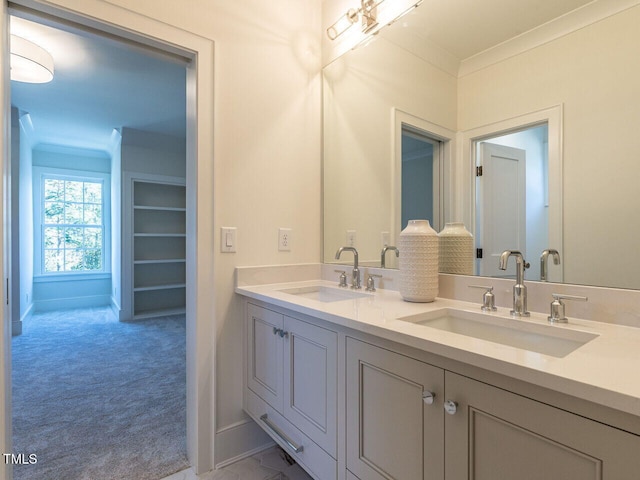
[{"left": 323, "top": 0, "right": 640, "bottom": 289}]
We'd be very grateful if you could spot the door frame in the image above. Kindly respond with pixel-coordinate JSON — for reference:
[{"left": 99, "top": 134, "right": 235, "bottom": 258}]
[
  {"left": 459, "top": 105, "right": 563, "bottom": 281},
  {"left": 0, "top": 1, "right": 216, "bottom": 477},
  {"left": 392, "top": 108, "right": 455, "bottom": 245}
]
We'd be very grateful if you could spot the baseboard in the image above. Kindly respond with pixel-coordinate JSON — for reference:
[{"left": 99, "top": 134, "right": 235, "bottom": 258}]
[
  {"left": 34, "top": 294, "right": 111, "bottom": 312},
  {"left": 110, "top": 296, "right": 121, "bottom": 320},
  {"left": 214, "top": 418, "right": 274, "bottom": 469},
  {"left": 20, "top": 302, "right": 34, "bottom": 323}
]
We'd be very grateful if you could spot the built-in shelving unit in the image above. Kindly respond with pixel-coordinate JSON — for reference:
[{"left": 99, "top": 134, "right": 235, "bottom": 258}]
[{"left": 131, "top": 178, "right": 186, "bottom": 319}]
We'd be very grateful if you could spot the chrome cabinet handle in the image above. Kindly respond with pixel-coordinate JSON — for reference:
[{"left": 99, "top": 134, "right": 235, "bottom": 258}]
[
  {"left": 422, "top": 390, "right": 435, "bottom": 405},
  {"left": 260, "top": 414, "right": 304, "bottom": 453},
  {"left": 444, "top": 400, "right": 458, "bottom": 415},
  {"left": 271, "top": 327, "right": 289, "bottom": 338}
]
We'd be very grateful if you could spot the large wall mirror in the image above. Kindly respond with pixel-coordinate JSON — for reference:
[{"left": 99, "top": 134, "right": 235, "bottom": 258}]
[{"left": 323, "top": 0, "right": 640, "bottom": 290}]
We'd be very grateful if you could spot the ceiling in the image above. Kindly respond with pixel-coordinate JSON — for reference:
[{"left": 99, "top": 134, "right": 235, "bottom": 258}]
[
  {"left": 10, "top": 15, "right": 187, "bottom": 152},
  {"left": 405, "top": 0, "right": 596, "bottom": 61}
]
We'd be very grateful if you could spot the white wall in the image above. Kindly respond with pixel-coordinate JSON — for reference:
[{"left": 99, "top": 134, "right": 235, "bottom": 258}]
[
  {"left": 458, "top": 5, "right": 640, "bottom": 288},
  {"left": 121, "top": 127, "right": 185, "bottom": 178},
  {"left": 30, "top": 146, "right": 112, "bottom": 310}
]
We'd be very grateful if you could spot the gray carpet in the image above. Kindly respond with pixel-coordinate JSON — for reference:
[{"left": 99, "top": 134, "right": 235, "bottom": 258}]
[{"left": 11, "top": 307, "right": 188, "bottom": 480}]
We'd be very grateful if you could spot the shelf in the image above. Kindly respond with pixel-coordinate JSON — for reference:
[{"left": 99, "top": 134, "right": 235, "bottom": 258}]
[
  {"left": 134, "top": 233, "right": 186, "bottom": 238},
  {"left": 134, "top": 205, "right": 186, "bottom": 212},
  {"left": 134, "top": 259, "right": 185, "bottom": 265},
  {"left": 133, "top": 181, "right": 185, "bottom": 209},
  {"left": 129, "top": 177, "right": 187, "bottom": 321},
  {"left": 133, "top": 307, "right": 186, "bottom": 320},
  {"left": 134, "top": 283, "right": 186, "bottom": 292}
]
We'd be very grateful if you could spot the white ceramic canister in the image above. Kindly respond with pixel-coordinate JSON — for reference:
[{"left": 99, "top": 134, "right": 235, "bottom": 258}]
[
  {"left": 438, "top": 222, "right": 474, "bottom": 275},
  {"left": 398, "top": 219, "right": 439, "bottom": 302}
]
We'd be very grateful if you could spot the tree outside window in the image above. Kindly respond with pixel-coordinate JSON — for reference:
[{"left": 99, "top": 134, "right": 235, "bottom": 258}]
[{"left": 42, "top": 177, "right": 104, "bottom": 272}]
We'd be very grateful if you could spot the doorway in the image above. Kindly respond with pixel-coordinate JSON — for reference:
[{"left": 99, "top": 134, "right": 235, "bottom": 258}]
[
  {"left": 474, "top": 124, "right": 550, "bottom": 280},
  {"left": 1, "top": 2, "right": 216, "bottom": 478},
  {"left": 401, "top": 125, "right": 442, "bottom": 231},
  {"left": 10, "top": 12, "right": 189, "bottom": 478}
]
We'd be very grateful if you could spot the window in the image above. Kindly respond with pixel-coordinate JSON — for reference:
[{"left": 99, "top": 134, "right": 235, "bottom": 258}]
[{"left": 40, "top": 176, "right": 105, "bottom": 273}]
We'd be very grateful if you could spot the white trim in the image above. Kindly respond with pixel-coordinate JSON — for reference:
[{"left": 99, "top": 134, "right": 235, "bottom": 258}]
[
  {"left": 460, "top": 105, "right": 563, "bottom": 282},
  {"left": 32, "top": 166, "right": 111, "bottom": 276},
  {"left": 2, "top": 0, "right": 216, "bottom": 476},
  {"left": 392, "top": 109, "right": 456, "bottom": 243},
  {"left": 34, "top": 293, "right": 111, "bottom": 311},
  {"left": 459, "top": 0, "right": 640, "bottom": 77},
  {"left": 0, "top": 3, "right": 11, "bottom": 477}
]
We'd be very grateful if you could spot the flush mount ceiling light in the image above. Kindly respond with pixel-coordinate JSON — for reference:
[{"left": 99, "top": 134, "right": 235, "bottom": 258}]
[{"left": 10, "top": 34, "right": 55, "bottom": 83}]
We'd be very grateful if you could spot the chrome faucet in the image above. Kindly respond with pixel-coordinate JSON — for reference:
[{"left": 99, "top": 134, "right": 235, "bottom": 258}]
[
  {"left": 380, "top": 246, "right": 399, "bottom": 268},
  {"left": 540, "top": 249, "right": 560, "bottom": 282},
  {"left": 335, "top": 246, "right": 361, "bottom": 289},
  {"left": 499, "top": 250, "right": 530, "bottom": 317}
]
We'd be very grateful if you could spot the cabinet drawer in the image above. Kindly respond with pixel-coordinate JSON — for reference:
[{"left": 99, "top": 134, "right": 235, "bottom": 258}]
[{"left": 246, "top": 388, "right": 337, "bottom": 480}]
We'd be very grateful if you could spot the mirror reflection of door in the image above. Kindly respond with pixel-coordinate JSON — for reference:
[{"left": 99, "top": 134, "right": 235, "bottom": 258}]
[
  {"left": 401, "top": 125, "right": 441, "bottom": 231},
  {"left": 475, "top": 124, "right": 549, "bottom": 279},
  {"left": 477, "top": 142, "right": 526, "bottom": 277}
]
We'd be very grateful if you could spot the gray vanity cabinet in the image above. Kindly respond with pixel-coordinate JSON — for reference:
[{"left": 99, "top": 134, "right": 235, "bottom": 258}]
[
  {"left": 245, "top": 303, "right": 338, "bottom": 479},
  {"left": 346, "top": 337, "right": 445, "bottom": 480},
  {"left": 445, "top": 372, "right": 640, "bottom": 480},
  {"left": 346, "top": 337, "right": 640, "bottom": 480}
]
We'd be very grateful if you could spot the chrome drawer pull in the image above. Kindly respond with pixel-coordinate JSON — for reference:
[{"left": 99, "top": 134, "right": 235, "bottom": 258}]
[{"left": 260, "top": 413, "right": 304, "bottom": 453}]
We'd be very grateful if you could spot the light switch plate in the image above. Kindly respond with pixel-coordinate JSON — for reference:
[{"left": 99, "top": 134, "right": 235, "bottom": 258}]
[{"left": 221, "top": 227, "right": 237, "bottom": 253}]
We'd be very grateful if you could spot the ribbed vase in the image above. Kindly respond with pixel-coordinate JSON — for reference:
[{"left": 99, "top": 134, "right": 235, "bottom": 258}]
[
  {"left": 438, "top": 222, "right": 474, "bottom": 275},
  {"left": 398, "top": 219, "right": 439, "bottom": 302}
]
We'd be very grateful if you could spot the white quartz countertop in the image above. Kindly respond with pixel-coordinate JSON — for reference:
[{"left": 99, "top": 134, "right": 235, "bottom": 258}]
[{"left": 236, "top": 279, "right": 640, "bottom": 418}]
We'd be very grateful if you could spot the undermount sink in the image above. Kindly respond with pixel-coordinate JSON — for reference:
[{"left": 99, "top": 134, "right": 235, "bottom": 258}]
[
  {"left": 278, "top": 285, "right": 370, "bottom": 303},
  {"left": 398, "top": 308, "right": 598, "bottom": 358}
]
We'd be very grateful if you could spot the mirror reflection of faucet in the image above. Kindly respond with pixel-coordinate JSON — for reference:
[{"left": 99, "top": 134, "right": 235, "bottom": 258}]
[
  {"left": 540, "top": 249, "right": 560, "bottom": 282},
  {"left": 380, "top": 246, "right": 399, "bottom": 268},
  {"left": 499, "top": 250, "right": 530, "bottom": 317},
  {"left": 335, "top": 246, "right": 361, "bottom": 289}
]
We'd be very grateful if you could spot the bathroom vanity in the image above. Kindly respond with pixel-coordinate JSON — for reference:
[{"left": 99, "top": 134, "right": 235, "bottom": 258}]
[{"left": 238, "top": 268, "right": 640, "bottom": 480}]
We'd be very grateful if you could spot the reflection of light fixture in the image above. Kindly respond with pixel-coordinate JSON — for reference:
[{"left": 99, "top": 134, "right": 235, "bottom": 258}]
[
  {"left": 327, "top": 0, "right": 385, "bottom": 40},
  {"left": 10, "top": 34, "right": 54, "bottom": 83},
  {"left": 327, "top": 0, "right": 423, "bottom": 41}
]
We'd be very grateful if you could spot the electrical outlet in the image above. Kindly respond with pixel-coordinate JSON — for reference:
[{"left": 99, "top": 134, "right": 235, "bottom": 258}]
[
  {"left": 381, "top": 231, "right": 390, "bottom": 247},
  {"left": 279, "top": 228, "right": 292, "bottom": 251},
  {"left": 346, "top": 230, "right": 356, "bottom": 247}
]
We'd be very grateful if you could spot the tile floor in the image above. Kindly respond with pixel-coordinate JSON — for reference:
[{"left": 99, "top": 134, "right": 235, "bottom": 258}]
[{"left": 162, "top": 447, "right": 313, "bottom": 480}]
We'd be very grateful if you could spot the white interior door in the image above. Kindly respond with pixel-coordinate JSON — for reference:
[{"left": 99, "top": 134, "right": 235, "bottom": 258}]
[{"left": 477, "top": 142, "right": 526, "bottom": 277}]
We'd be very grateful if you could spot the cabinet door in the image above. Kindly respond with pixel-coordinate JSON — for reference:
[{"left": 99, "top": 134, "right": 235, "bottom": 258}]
[
  {"left": 445, "top": 372, "right": 640, "bottom": 480},
  {"left": 282, "top": 316, "right": 338, "bottom": 457},
  {"left": 346, "top": 338, "right": 445, "bottom": 480},
  {"left": 247, "top": 304, "right": 284, "bottom": 411}
]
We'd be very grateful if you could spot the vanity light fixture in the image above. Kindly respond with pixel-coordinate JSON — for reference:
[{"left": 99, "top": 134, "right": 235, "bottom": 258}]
[
  {"left": 10, "top": 34, "right": 55, "bottom": 83},
  {"left": 327, "top": 0, "right": 423, "bottom": 41},
  {"left": 327, "top": 0, "right": 385, "bottom": 40}
]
